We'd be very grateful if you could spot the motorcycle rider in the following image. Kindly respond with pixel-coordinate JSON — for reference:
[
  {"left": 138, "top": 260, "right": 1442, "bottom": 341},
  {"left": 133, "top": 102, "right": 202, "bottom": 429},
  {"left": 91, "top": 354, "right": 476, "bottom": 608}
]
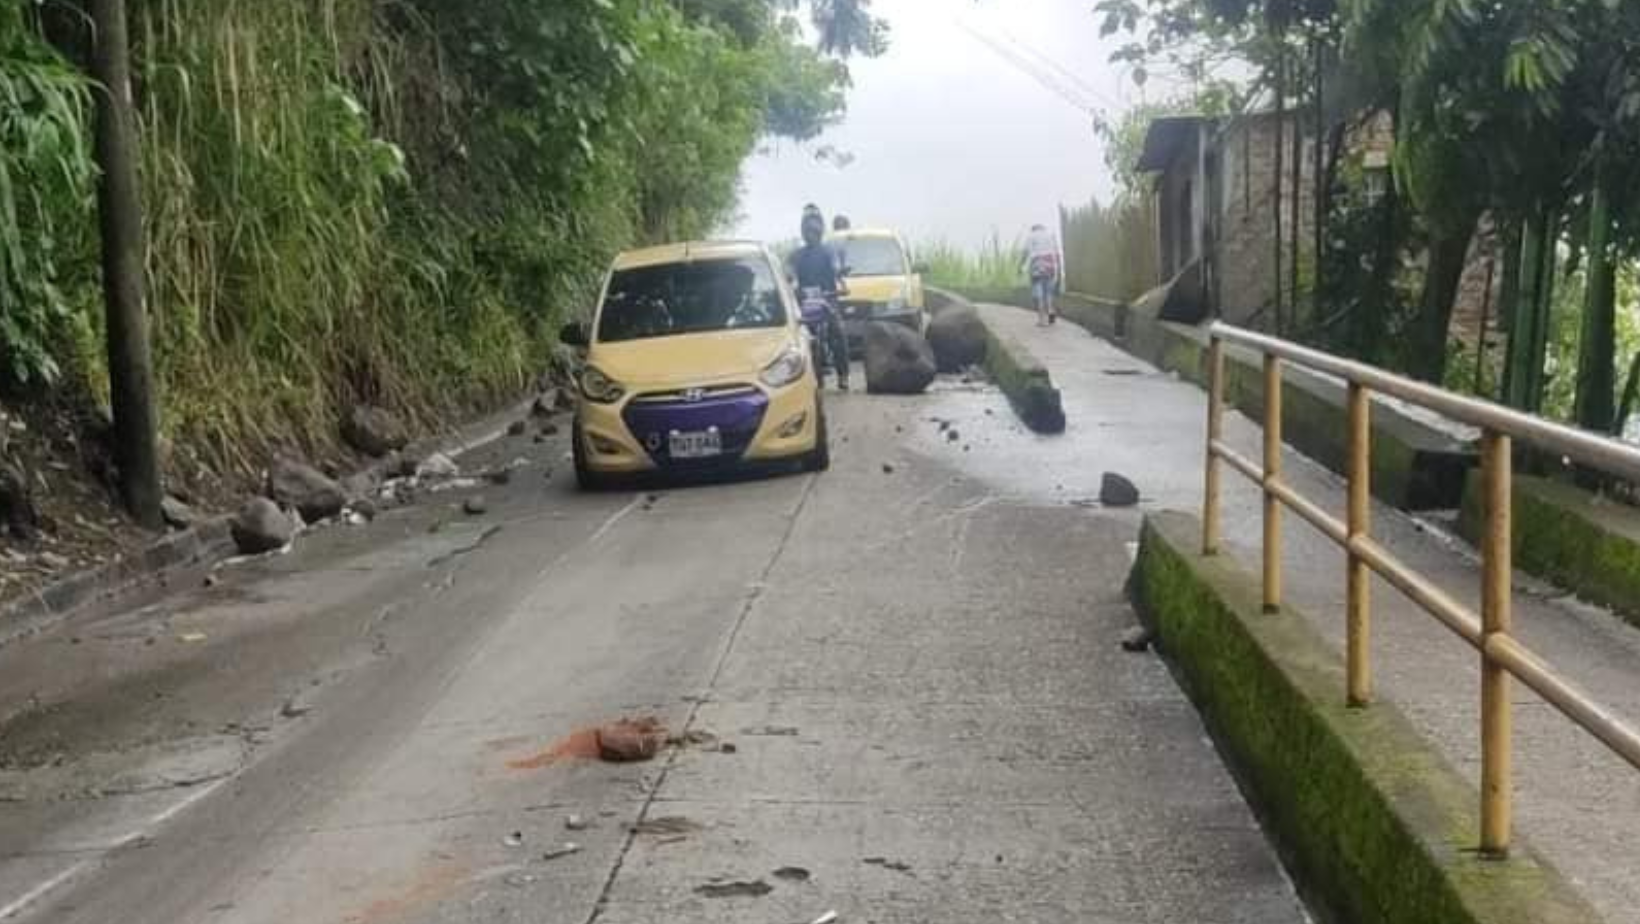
[
  {"left": 830, "top": 214, "right": 852, "bottom": 275},
  {"left": 789, "top": 206, "right": 851, "bottom": 391}
]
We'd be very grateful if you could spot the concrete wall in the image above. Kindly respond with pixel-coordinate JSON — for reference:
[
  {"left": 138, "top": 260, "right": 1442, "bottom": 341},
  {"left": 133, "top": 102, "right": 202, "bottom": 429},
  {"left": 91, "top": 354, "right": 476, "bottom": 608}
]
[{"left": 1130, "top": 512, "right": 1601, "bottom": 924}]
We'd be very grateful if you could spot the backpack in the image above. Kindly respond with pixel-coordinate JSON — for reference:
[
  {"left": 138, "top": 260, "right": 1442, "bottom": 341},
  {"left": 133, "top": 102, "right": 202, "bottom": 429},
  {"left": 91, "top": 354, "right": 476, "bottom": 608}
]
[{"left": 1030, "top": 253, "right": 1059, "bottom": 282}]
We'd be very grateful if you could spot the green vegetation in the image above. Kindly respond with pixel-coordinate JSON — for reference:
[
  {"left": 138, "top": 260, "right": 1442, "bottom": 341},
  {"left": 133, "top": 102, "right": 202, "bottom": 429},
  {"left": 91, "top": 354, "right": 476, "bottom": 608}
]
[
  {"left": 1060, "top": 198, "right": 1154, "bottom": 303},
  {"left": 1095, "top": 0, "right": 1640, "bottom": 434},
  {"left": 0, "top": 0, "right": 877, "bottom": 475},
  {"left": 916, "top": 234, "right": 1021, "bottom": 291},
  {"left": 1460, "top": 473, "right": 1640, "bottom": 629}
]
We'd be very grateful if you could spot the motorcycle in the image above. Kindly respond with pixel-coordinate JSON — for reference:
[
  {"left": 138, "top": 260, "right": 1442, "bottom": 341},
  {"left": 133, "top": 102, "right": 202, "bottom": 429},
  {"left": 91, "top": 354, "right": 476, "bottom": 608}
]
[{"left": 798, "top": 286, "right": 837, "bottom": 382}]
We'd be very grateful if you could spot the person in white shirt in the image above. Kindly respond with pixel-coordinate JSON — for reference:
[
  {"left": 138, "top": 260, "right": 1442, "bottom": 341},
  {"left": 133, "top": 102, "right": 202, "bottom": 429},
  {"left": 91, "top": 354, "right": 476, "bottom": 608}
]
[{"left": 1022, "top": 224, "right": 1060, "bottom": 326}]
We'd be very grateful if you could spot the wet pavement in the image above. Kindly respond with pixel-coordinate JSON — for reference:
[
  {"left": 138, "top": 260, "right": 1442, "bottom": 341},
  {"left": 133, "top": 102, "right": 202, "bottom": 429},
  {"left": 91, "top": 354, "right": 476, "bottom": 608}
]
[
  {"left": 973, "top": 303, "right": 1640, "bottom": 924},
  {"left": 0, "top": 372, "right": 1310, "bottom": 922}
]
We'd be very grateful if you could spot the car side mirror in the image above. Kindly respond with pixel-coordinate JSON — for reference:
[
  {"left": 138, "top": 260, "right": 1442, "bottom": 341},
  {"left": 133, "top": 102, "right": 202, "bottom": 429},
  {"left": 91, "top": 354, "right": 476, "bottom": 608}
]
[
  {"left": 559, "top": 321, "right": 590, "bottom": 348},
  {"left": 912, "top": 262, "right": 930, "bottom": 275}
]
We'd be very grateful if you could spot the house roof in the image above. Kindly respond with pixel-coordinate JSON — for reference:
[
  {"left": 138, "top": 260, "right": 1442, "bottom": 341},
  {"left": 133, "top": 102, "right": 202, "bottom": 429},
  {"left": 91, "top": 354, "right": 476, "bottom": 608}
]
[{"left": 1135, "top": 115, "right": 1210, "bottom": 173}]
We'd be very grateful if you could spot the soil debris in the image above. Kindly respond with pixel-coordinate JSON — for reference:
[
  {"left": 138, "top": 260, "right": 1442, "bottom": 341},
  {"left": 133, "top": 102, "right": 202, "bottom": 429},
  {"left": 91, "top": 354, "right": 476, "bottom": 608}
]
[
  {"left": 630, "top": 816, "right": 702, "bottom": 836},
  {"left": 694, "top": 880, "right": 773, "bottom": 899},
  {"left": 1120, "top": 626, "right": 1156, "bottom": 653},
  {"left": 742, "top": 724, "right": 799, "bottom": 737},
  {"left": 863, "top": 857, "right": 912, "bottom": 873},
  {"left": 541, "top": 843, "right": 582, "bottom": 862},
  {"left": 597, "top": 716, "right": 668, "bottom": 762}
]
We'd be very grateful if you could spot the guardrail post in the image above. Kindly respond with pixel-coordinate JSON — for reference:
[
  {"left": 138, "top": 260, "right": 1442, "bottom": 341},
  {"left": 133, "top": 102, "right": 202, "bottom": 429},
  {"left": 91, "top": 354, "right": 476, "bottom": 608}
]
[
  {"left": 1481, "top": 430, "right": 1513, "bottom": 857},
  {"left": 1347, "top": 383, "right": 1372, "bottom": 707},
  {"left": 1203, "top": 337, "right": 1225, "bottom": 556},
  {"left": 1262, "top": 354, "right": 1283, "bottom": 613}
]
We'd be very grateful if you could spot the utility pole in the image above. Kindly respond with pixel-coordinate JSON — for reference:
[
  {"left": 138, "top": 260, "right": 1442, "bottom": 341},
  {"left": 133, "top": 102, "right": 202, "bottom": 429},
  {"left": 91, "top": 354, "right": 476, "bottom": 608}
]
[{"left": 90, "top": 0, "right": 163, "bottom": 528}]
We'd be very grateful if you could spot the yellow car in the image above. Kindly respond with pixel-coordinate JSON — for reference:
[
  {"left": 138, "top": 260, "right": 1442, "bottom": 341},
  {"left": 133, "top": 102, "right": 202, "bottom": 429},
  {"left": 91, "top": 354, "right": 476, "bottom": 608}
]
[
  {"left": 829, "top": 228, "right": 929, "bottom": 354},
  {"left": 561, "top": 241, "right": 829, "bottom": 489}
]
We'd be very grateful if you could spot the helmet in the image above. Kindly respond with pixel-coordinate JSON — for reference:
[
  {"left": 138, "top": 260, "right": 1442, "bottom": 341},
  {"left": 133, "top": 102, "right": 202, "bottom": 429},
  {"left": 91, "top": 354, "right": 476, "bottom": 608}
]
[{"left": 801, "top": 205, "right": 825, "bottom": 244}]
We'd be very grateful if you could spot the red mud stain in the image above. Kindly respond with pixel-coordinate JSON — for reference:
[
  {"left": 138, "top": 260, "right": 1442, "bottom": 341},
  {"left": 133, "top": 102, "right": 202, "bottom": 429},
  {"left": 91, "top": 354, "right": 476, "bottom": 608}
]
[
  {"left": 506, "top": 728, "right": 602, "bottom": 769},
  {"left": 341, "top": 862, "right": 468, "bottom": 924},
  {"left": 505, "top": 716, "right": 668, "bottom": 770}
]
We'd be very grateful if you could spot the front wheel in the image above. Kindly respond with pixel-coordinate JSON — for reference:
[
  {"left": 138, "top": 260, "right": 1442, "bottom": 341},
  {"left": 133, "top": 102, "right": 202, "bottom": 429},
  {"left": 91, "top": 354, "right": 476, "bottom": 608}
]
[{"left": 802, "top": 402, "right": 831, "bottom": 473}]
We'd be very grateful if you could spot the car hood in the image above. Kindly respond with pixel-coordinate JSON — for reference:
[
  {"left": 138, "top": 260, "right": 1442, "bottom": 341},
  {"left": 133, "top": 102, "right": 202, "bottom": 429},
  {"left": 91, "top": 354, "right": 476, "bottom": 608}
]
[
  {"left": 843, "top": 275, "right": 909, "bottom": 304},
  {"left": 589, "top": 328, "right": 795, "bottom": 389}
]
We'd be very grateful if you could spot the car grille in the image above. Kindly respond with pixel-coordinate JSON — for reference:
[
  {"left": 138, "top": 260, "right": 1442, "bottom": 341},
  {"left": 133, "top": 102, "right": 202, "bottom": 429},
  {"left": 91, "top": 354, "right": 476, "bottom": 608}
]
[
  {"left": 630, "top": 384, "right": 759, "bottom": 404},
  {"left": 621, "top": 386, "right": 769, "bottom": 467}
]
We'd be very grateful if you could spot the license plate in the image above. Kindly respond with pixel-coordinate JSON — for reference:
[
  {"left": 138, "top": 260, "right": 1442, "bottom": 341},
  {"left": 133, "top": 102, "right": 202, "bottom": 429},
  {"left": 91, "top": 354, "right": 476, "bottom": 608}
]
[{"left": 669, "top": 429, "right": 722, "bottom": 459}]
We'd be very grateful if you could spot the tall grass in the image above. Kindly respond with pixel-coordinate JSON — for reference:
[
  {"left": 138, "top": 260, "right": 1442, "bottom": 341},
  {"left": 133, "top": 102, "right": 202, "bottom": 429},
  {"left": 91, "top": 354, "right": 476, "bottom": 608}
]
[
  {"left": 915, "top": 233, "right": 1022, "bottom": 290},
  {"left": 1060, "top": 197, "right": 1156, "bottom": 302},
  {"left": 126, "top": 0, "right": 555, "bottom": 472}
]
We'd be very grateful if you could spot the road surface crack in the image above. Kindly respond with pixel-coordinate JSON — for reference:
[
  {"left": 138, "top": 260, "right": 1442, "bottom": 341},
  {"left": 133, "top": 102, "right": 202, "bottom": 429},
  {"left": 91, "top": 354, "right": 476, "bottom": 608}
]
[{"left": 581, "top": 476, "right": 818, "bottom": 924}]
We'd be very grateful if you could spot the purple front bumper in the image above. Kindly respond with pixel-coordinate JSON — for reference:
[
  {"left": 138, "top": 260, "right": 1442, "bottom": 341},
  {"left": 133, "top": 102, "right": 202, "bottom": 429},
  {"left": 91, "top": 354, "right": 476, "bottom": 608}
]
[{"left": 620, "top": 390, "right": 770, "bottom": 468}]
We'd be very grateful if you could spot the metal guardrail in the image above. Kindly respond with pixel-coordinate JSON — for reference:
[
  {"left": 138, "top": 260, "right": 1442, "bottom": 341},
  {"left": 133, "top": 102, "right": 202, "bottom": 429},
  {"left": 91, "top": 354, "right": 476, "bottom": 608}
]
[{"left": 1201, "top": 322, "right": 1640, "bottom": 857}]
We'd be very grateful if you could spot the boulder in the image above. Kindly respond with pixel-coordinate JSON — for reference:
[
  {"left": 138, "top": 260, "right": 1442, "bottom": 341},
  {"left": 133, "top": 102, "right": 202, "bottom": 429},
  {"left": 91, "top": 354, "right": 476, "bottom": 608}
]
[
  {"left": 416, "top": 452, "right": 459, "bottom": 479},
  {"left": 926, "top": 304, "right": 988, "bottom": 372},
  {"left": 268, "top": 458, "right": 347, "bottom": 523},
  {"left": 862, "top": 322, "right": 937, "bottom": 395},
  {"left": 532, "top": 388, "right": 574, "bottom": 418},
  {"left": 231, "top": 498, "right": 294, "bottom": 554},
  {"left": 341, "top": 405, "right": 409, "bottom": 458},
  {"left": 160, "top": 496, "right": 197, "bottom": 529},
  {"left": 1100, "top": 472, "right": 1141, "bottom": 508}
]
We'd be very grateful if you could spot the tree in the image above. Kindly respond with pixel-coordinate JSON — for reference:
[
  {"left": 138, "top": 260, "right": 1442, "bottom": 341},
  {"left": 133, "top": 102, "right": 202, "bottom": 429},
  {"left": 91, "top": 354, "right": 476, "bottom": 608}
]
[{"left": 89, "top": 0, "right": 163, "bottom": 528}]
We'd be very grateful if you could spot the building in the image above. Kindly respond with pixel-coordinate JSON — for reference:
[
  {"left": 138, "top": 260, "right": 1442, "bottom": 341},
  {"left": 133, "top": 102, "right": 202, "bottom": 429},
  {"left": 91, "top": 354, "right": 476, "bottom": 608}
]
[{"left": 1135, "top": 108, "right": 1499, "bottom": 346}]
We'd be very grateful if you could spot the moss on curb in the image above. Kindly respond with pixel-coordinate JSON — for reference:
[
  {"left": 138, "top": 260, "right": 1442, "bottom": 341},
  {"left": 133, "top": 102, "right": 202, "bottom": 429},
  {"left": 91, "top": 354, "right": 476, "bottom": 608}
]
[
  {"left": 1130, "top": 512, "right": 1602, "bottom": 924},
  {"left": 981, "top": 323, "right": 1065, "bottom": 434},
  {"left": 1459, "top": 473, "right": 1640, "bottom": 628},
  {"left": 929, "top": 287, "right": 1065, "bottom": 434}
]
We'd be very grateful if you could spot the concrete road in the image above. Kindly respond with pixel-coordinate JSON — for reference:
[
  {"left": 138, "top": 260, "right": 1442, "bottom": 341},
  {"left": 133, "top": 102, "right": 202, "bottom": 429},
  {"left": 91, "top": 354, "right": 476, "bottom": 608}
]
[{"left": 0, "top": 380, "right": 1309, "bottom": 923}]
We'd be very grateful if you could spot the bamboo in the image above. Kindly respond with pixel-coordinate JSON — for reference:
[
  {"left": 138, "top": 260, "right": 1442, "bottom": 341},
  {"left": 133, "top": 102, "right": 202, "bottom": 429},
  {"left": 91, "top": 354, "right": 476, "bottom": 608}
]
[
  {"left": 1481, "top": 432, "right": 1513, "bottom": 857},
  {"left": 1209, "top": 323, "right": 1640, "bottom": 483},
  {"left": 1347, "top": 383, "right": 1372, "bottom": 706},
  {"left": 1263, "top": 355, "right": 1284, "bottom": 612},
  {"left": 1204, "top": 338, "right": 1226, "bottom": 555}
]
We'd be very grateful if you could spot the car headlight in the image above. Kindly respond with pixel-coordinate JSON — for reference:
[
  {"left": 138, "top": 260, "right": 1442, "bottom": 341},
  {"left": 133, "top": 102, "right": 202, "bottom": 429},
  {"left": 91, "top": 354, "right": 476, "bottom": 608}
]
[
  {"left": 760, "top": 346, "right": 807, "bottom": 388},
  {"left": 580, "top": 366, "right": 625, "bottom": 404}
]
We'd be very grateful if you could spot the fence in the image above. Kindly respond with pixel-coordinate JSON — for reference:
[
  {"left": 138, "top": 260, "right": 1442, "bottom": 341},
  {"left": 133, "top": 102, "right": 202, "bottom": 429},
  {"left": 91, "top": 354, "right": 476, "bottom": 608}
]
[
  {"left": 1059, "top": 197, "right": 1156, "bottom": 302},
  {"left": 1201, "top": 322, "right": 1640, "bottom": 856}
]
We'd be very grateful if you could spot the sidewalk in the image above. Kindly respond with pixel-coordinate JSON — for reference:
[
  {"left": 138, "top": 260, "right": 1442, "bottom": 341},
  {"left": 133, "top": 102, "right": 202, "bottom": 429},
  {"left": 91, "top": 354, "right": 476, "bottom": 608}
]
[{"left": 973, "top": 304, "right": 1640, "bottom": 923}]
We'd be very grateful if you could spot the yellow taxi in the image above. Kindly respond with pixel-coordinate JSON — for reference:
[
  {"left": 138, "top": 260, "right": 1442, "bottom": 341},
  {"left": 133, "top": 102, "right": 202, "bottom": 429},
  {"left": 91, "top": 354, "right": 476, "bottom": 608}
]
[
  {"left": 561, "top": 241, "right": 828, "bottom": 489},
  {"left": 829, "top": 228, "right": 929, "bottom": 353}
]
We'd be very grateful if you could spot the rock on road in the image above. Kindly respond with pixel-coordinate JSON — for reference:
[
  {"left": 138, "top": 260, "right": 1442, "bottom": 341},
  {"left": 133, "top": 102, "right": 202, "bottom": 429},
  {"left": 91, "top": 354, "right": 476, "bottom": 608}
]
[{"left": 0, "top": 381, "right": 1309, "bottom": 924}]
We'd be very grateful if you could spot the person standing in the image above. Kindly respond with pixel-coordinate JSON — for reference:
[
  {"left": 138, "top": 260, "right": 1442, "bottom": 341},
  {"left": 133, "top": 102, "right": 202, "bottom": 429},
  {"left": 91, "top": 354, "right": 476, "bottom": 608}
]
[{"left": 1023, "top": 223, "right": 1060, "bottom": 326}]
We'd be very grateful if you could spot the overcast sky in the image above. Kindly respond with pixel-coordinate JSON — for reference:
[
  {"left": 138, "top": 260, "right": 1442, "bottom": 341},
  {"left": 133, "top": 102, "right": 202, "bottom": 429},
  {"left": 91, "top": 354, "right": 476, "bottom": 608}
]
[{"left": 733, "top": 0, "right": 1161, "bottom": 249}]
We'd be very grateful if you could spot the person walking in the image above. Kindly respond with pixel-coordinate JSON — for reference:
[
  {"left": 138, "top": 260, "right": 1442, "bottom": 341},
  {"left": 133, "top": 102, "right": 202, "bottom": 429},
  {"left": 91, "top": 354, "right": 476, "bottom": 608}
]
[{"left": 1023, "top": 223, "right": 1060, "bottom": 326}]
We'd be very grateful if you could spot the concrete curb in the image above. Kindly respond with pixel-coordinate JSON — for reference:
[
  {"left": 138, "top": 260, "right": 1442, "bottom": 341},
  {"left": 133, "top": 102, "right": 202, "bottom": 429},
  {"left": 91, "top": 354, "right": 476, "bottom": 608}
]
[
  {"left": 927, "top": 288, "right": 1065, "bottom": 435},
  {"left": 1459, "top": 472, "right": 1640, "bottom": 629},
  {"left": 952, "top": 286, "right": 1477, "bottom": 510},
  {"left": 1130, "top": 511, "right": 1603, "bottom": 924},
  {"left": 0, "top": 394, "right": 539, "bottom": 650}
]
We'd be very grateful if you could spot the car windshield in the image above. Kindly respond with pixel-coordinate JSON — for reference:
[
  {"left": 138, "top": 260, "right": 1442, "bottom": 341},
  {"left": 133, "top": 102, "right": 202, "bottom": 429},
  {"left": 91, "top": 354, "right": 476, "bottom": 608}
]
[
  {"left": 596, "top": 257, "right": 786, "bottom": 343},
  {"left": 836, "top": 237, "right": 906, "bottom": 277}
]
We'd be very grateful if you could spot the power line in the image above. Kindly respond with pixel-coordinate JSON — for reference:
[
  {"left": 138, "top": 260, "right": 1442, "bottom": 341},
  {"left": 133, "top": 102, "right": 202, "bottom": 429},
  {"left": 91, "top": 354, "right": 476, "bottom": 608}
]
[
  {"left": 951, "top": 17, "right": 1104, "bottom": 120},
  {"left": 990, "top": 23, "right": 1125, "bottom": 112}
]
